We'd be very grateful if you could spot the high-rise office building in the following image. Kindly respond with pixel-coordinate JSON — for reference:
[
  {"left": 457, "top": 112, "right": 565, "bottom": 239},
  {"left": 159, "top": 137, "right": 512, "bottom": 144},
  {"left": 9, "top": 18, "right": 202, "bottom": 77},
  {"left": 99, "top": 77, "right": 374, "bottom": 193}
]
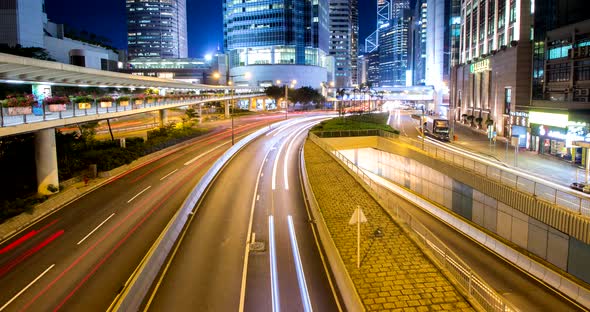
[
  {"left": 412, "top": 0, "right": 427, "bottom": 86},
  {"left": 450, "top": 0, "right": 533, "bottom": 139},
  {"left": 329, "top": 0, "right": 358, "bottom": 88},
  {"left": 365, "top": 0, "right": 391, "bottom": 53},
  {"left": 367, "top": 51, "right": 380, "bottom": 87},
  {"left": 223, "top": 0, "right": 330, "bottom": 88},
  {"left": 126, "top": 0, "right": 188, "bottom": 60},
  {"left": 378, "top": 3, "right": 410, "bottom": 87},
  {"left": 350, "top": 0, "right": 359, "bottom": 86}
]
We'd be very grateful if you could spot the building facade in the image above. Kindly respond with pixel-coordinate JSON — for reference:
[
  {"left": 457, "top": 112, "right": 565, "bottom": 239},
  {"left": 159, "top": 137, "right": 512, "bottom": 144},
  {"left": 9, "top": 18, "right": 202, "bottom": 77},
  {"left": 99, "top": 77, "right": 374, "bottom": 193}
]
[
  {"left": 119, "top": 57, "right": 221, "bottom": 84},
  {"left": 531, "top": 0, "right": 586, "bottom": 100},
  {"left": 525, "top": 19, "right": 590, "bottom": 167},
  {"left": 0, "top": 0, "right": 119, "bottom": 71},
  {"left": 223, "top": 0, "right": 330, "bottom": 88},
  {"left": 378, "top": 6, "right": 411, "bottom": 87},
  {"left": 329, "top": 0, "right": 358, "bottom": 88},
  {"left": 126, "top": 0, "right": 188, "bottom": 60},
  {"left": 367, "top": 51, "right": 380, "bottom": 87},
  {"left": 450, "top": 0, "right": 533, "bottom": 139},
  {"left": 412, "top": 0, "right": 427, "bottom": 86}
]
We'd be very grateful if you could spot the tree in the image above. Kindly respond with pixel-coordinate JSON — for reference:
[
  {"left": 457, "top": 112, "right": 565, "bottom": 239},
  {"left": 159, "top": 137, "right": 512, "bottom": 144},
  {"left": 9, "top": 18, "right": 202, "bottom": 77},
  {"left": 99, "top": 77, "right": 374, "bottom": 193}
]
[
  {"left": 264, "top": 85, "right": 284, "bottom": 108},
  {"left": 290, "top": 87, "right": 324, "bottom": 110},
  {"left": 336, "top": 88, "right": 347, "bottom": 117},
  {"left": 0, "top": 45, "right": 55, "bottom": 61}
]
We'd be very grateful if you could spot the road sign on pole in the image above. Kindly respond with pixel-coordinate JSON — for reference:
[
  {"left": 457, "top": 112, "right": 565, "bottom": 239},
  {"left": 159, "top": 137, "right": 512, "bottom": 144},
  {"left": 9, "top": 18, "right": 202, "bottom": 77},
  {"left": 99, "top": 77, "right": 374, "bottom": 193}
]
[{"left": 349, "top": 206, "right": 367, "bottom": 268}]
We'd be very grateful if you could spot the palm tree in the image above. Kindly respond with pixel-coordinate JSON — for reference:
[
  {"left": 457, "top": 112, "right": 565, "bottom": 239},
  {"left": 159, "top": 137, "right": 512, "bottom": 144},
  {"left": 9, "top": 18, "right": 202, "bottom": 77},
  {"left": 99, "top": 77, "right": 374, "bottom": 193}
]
[{"left": 336, "top": 88, "right": 346, "bottom": 117}]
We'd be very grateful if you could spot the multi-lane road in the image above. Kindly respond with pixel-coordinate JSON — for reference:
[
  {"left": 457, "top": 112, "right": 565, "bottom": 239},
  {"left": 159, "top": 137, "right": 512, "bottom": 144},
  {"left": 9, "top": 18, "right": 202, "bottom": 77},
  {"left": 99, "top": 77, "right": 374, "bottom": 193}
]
[
  {"left": 386, "top": 109, "right": 585, "bottom": 311},
  {"left": 0, "top": 114, "right": 285, "bottom": 311},
  {"left": 145, "top": 116, "right": 341, "bottom": 311}
]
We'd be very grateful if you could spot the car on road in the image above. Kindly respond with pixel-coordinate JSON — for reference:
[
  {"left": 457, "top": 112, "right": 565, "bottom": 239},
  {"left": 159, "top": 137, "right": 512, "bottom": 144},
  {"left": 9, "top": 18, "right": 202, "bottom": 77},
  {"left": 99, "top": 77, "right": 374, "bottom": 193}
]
[{"left": 570, "top": 182, "right": 590, "bottom": 193}]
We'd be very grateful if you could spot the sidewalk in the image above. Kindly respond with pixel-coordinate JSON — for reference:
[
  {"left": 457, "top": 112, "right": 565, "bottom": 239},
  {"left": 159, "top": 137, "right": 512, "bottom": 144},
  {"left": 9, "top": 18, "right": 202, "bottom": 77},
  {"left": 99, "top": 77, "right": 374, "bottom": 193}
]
[
  {"left": 452, "top": 122, "right": 586, "bottom": 185},
  {"left": 304, "top": 140, "right": 473, "bottom": 311}
]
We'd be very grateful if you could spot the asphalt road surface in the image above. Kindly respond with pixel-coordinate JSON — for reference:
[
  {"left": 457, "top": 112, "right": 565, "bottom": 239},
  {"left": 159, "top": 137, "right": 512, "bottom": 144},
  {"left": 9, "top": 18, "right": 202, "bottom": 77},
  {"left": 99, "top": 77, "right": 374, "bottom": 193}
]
[
  {"left": 146, "top": 116, "right": 342, "bottom": 312},
  {"left": 0, "top": 114, "right": 285, "bottom": 312},
  {"left": 384, "top": 109, "right": 586, "bottom": 311}
]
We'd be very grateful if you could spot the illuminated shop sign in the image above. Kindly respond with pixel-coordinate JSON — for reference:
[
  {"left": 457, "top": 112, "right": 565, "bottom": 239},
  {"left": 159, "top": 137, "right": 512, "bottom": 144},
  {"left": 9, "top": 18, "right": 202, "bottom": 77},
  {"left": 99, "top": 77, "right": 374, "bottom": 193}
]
[
  {"left": 470, "top": 59, "right": 490, "bottom": 73},
  {"left": 529, "top": 111, "right": 568, "bottom": 128},
  {"left": 510, "top": 111, "right": 528, "bottom": 118},
  {"left": 538, "top": 125, "right": 590, "bottom": 147}
]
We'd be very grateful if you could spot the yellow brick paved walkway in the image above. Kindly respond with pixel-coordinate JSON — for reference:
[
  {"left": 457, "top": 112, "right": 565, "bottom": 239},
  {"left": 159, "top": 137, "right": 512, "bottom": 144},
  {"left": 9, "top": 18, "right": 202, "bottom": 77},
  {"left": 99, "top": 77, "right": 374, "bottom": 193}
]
[{"left": 304, "top": 139, "right": 474, "bottom": 311}]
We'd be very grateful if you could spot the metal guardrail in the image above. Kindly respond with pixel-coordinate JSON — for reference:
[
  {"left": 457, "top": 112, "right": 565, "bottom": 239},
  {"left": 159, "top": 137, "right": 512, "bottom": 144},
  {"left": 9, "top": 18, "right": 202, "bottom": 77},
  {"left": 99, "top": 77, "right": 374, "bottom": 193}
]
[
  {"left": 309, "top": 132, "right": 517, "bottom": 312},
  {"left": 395, "top": 135, "right": 590, "bottom": 218},
  {"left": 110, "top": 119, "right": 291, "bottom": 311},
  {"left": 0, "top": 94, "right": 263, "bottom": 128}
]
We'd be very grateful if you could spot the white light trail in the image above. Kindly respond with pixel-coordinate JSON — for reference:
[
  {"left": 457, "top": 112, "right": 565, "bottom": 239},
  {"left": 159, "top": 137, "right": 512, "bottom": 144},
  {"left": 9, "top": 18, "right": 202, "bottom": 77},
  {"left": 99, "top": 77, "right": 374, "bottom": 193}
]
[
  {"left": 238, "top": 148, "right": 273, "bottom": 312},
  {"left": 184, "top": 142, "right": 229, "bottom": 166},
  {"left": 283, "top": 124, "right": 314, "bottom": 190},
  {"left": 269, "top": 215, "right": 281, "bottom": 312},
  {"left": 287, "top": 216, "right": 313, "bottom": 312}
]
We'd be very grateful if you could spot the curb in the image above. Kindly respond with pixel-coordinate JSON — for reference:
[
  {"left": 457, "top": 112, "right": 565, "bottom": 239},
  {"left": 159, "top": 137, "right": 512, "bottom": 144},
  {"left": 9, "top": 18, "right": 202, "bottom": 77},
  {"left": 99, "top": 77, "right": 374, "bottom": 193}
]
[
  {"left": 299, "top": 142, "right": 365, "bottom": 312},
  {"left": 0, "top": 127, "right": 228, "bottom": 244}
]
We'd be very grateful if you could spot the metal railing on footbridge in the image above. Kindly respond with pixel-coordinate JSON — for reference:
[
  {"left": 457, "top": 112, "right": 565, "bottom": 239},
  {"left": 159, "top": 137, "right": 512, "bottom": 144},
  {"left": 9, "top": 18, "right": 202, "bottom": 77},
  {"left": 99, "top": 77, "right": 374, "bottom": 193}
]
[{"left": 0, "top": 94, "right": 263, "bottom": 131}]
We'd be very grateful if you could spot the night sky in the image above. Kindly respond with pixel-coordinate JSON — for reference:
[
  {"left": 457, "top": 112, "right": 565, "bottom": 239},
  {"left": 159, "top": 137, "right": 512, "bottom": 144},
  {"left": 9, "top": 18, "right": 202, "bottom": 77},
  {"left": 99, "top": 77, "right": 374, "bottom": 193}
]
[{"left": 45, "top": 0, "right": 381, "bottom": 58}]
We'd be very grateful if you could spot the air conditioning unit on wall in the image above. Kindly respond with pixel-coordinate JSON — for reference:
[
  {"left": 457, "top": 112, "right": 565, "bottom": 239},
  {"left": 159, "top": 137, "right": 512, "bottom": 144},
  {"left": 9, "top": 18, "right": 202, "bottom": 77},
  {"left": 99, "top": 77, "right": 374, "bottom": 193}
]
[{"left": 574, "top": 88, "right": 589, "bottom": 96}]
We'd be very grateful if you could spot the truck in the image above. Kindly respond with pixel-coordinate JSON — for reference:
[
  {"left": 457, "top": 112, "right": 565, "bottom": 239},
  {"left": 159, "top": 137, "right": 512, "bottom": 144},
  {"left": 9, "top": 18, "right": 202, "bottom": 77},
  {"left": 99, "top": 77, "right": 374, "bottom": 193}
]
[{"left": 423, "top": 117, "right": 450, "bottom": 141}]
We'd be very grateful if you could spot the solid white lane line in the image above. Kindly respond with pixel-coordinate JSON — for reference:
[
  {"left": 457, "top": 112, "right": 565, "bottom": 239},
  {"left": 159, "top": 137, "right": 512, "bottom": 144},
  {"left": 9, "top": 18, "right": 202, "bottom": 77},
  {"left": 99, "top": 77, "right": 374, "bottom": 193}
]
[
  {"left": 239, "top": 148, "right": 272, "bottom": 312},
  {"left": 77, "top": 213, "right": 115, "bottom": 245},
  {"left": 287, "top": 216, "right": 313, "bottom": 312},
  {"left": 184, "top": 142, "right": 229, "bottom": 166},
  {"left": 0, "top": 264, "right": 55, "bottom": 311},
  {"left": 283, "top": 124, "right": 314, "bottom": 190},
  {"left": 269, "top": 215, "right": 281, "bottom": 312},
  {"left": 272, "top": 141, "right": 287, "bottom": 190},
  {"left": 272, "top": 123, "right": 309, "bottom": 191},
  {"left": 159, "top": 169, "right": 178, "bottom": 181},
  {"left": 257, "top": 194, "right": 260, "bottom": 201},
  {"left": 127, "top": 186, "right": 151, "bottom": 203}
]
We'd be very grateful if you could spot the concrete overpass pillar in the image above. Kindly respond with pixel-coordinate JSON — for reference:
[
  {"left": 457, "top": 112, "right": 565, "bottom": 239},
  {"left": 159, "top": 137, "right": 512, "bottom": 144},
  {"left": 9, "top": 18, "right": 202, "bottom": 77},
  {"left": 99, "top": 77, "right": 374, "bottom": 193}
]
[
  {"left": 262, "top": 98, "right": 267, "bottom": 111},
  {"left": 35, "top": 129, "right": 59, "bottom": 195},
  {"left": 250, "top": 98, "right": 257, "bottom": 111},
  {"left": 159, "top": 109, "right": 168, "bottom": 126},
  {"left": 225, "top": 100, "right": 230, "bottom": 118}
]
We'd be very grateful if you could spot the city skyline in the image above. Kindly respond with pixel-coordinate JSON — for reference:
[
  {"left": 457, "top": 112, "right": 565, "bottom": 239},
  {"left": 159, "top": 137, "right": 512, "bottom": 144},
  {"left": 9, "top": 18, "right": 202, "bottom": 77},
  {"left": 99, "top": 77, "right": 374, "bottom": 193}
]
[{"left": 44, "top": 0, "right": 394, "bottom": 58}]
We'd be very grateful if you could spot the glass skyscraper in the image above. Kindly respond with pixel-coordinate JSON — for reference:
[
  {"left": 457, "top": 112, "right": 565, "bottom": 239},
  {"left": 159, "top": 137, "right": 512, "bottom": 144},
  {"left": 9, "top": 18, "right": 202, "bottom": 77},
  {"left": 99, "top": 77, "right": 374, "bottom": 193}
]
[
  {"left": 378, "top": 0, "right": 410, "bottom": 87},
  {"left": 329, "top": 0, "right": 359, "bottom": 88},
  {"left": 126, "top": 0, "right": 188, "bottom": 60},
  {"left": 223, "top": 0, "right": 330, "bottom": 87}
]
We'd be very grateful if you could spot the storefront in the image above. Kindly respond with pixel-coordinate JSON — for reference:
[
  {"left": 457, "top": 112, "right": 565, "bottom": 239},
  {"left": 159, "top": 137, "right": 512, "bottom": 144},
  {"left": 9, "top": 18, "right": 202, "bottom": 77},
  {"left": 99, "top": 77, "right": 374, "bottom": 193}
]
[{"left": 529, "top": 111, "right": 590, "bottom": 165}]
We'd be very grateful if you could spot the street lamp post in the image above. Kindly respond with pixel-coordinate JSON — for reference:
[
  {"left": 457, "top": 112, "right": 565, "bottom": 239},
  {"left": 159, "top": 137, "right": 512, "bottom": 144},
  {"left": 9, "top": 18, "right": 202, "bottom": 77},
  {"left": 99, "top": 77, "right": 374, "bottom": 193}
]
[{"left": 214, "top": 71, "right": 251, "bottom": 145}]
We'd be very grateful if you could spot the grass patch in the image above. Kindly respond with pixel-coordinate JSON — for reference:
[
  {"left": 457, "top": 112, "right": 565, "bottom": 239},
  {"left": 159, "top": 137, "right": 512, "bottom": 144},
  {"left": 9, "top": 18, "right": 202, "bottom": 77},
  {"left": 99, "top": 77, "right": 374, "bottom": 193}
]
[{"left": 311, "top": 112, "right": 399, "bottom": 134}]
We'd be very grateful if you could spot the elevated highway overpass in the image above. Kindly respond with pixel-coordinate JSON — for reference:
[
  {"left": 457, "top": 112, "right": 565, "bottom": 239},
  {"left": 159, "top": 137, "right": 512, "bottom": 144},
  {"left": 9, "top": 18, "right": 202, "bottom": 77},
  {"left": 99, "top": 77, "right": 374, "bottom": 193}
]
[{"left": 0, "top": 53, "right": 267, "bottom": 195}]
